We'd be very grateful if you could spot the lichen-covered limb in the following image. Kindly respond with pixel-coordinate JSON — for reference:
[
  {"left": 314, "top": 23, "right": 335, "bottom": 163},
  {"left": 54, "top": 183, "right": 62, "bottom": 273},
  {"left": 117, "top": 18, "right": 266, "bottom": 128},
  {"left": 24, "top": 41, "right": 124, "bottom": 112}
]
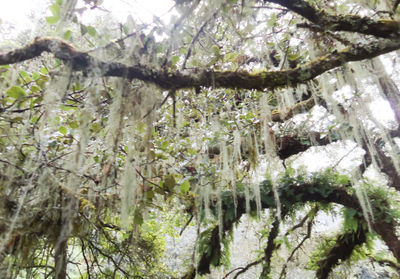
[
  {"left": 266, "top": 0, "right": 400, "bottom": 39},
  {"left": 316, "top": 222, "right": 367, "bottom": 279},
  {"left": 1, "top": 38, "right": 400, "bottom": 90},
  {"left": 276, "top": 132, "right": 331, "bottom": 160},
  {"left": 371, "top": 58, "right": 400, "bottom": 125},
  {"left": 188, "top": 174, "right": 400, "bottom": 278},
  {"left": 271, "top": 97, "right": 317, "bottom": 122},
  {"left": 260, "top": 218, "right": 280, "bottom": 277}
]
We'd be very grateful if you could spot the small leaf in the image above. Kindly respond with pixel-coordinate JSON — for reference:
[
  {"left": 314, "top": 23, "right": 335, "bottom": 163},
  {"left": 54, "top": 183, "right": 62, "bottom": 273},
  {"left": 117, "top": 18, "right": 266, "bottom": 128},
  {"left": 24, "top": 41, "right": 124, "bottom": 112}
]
[
  {"left": 29, "top": 85, "right": 41, "bottom": 93},
  {"left": 133, "top": 210, "right": 143, "bottom": 225},
  {"left": 63, "top": 30, "right": 72, "bottom": 40},
  {"left": 87, "top": 26, "right": 96, "bottom": 37},
  {"left": 59, "top": 126, "right": 67, "bottom": 135},
  {"left": 46, "top": 16, "right": 59, "bottom": 25},
  {"left": 163, "top": 175, "right": 176, "bottom": 192},
  {"left": 7, "top": 86, "right": 27, "bottom": 100},
  {"left": 69, "top": 121, "right": 79, "bottom": 129},
  {"left": 224, "top": 52, "right": 238, "bottom": 62},
  {"left": 40, "top": 67, "right": 49, "bottom": 75},
  {"left": 180, "top": 180, "right": 190, "bottom": 194},
  {"left": 31, "top": 116, "right": 39, "bottom": 124},
  {"left": 32, "top": 72, "right": 40, "bottom": 80},
  {"left": 90, "top": 123, "right": 102, "bottom": 133},
  {"left": 267, "top": 14, "right": 277, "bottom": 27},
  {"left": 288, "top": 53, "right": 299, "bottom": 61},
  {"left": 171, "top": 55, "right": 180, "bottom": 65},
  {"left": 19, "top": 70, "right": 30, "bottom": 80},
  {"left": 211, "top": 44, "right": 220, "bottom": 56},
  {"left": 59, "top": 105, "right": 76, "bottom": 111},
  {"left": 49, "top": 3, "right": 60, "bottom": 17},
  {"left": 11, "top": 117, "right": 23, "bottom": 123}
]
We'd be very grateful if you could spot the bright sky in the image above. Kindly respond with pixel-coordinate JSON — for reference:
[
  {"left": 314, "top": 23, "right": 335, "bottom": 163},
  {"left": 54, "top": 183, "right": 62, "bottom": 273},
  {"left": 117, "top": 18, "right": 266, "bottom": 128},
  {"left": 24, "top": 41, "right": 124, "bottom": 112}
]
[
  {"left": 0, "top": 0, "right": 175, "bottom": 35},
  {"left": 0, "top": 0, "right": 47, "bottom": 30}
]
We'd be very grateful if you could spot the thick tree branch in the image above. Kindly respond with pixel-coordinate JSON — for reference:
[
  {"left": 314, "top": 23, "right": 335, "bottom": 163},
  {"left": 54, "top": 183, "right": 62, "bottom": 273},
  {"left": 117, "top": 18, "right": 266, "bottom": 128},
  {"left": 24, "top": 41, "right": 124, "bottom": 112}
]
[
  {"left": 1, "top": 38, "right": 400, "bottom": 91},
  {"left": 271, "top": 97, "right": 317, "bottom": 122},
  {"left": 316, "top": 222, "right": 367, "bottom": 279},
  {"left": 260, "top": 217, "right": 280, "bottom": 278},
  {"left": 276, "top": 132, "right": 331, "bottom": 160},
  {"left": 188, "top": 175, "right": 400, "bottom": 277},
  {"left": 266, "top": 0, "right": 400, "bottom": 39}
]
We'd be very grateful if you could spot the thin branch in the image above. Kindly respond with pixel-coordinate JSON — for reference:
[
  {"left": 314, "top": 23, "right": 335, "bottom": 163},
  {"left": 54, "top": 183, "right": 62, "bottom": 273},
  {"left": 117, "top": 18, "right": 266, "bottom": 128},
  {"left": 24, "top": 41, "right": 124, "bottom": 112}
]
[
  {"left": 228, "top": 258, "right": 263, "bottom": 279},
  {"left": 162, "top": 0, "right": 201, "bottom": 68},
  {"left": 0, "top": 159, "right": 26, "bottom": 175},
  {"left": 181, "top": 11, "right": 218, "bottom": 69},
  {"left": 179, "top": 215, "right": 193, "bottom": 236},
  {"left": 279, "top": 206, "right": 318, "bottom": 279}
]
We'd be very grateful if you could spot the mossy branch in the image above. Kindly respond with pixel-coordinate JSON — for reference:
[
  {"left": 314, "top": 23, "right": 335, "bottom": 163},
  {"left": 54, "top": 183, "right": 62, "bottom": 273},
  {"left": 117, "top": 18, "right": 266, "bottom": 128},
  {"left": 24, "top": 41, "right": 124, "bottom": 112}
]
[
  {"left": 187, "top": 171, "right": 400, "bottom": 278},
  {"left": 315, "top": 222, "right": 367, "bottom": 279},
  {"left": 266, "top": 0, "right": 400, "bottom": 39},
  {"left": 1, "top": 38, "right": 400, "bottom": 91}
]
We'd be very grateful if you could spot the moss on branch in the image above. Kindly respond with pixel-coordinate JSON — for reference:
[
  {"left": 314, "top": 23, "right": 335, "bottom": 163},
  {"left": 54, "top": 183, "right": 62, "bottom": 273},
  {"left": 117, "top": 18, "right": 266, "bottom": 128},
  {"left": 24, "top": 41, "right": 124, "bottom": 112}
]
[
  {"left": 188, "top": 170, "right": 400, "bottom": 278},
  {"left": 266, "top": 0, "right": 400, "bottom": 39},
  {"left": 1, "top": 38, "right": 400, "bottom": 91}
]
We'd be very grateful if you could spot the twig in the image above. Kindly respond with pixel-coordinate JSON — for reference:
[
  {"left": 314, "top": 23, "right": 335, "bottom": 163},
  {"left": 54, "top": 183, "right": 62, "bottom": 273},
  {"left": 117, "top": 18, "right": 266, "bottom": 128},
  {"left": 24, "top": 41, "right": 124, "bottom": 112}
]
[
  {"left": 179, "top": 215, "right": 193, "bottom": 236},
  {"left": 161, "top": 0, "right": 201, "bottom": 68},
  {"left": 181, "top": 11, "right": 218, "bottom": 69},
  {"left": 279, "top": 206, "right": 318, "bottom": 279}
]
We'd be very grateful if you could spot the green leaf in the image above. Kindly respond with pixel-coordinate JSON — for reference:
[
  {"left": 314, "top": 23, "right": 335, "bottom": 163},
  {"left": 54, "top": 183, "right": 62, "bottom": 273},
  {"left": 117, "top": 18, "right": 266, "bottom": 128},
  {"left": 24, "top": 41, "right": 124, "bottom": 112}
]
[
  {"left": 211, "top": 44, "right": 220, "bottom": 56},
  {"left": 49, "top": 3, "right": 60, "bottom": 17},
  {"left": 19, "top": 70, "right": 30, "bottom": 80},
  {"left": 90, "top": 123, "right": 102, "bottom": 133},
  {"left": 31, "top": 116, "right": 39, "bottom": 124},
  {"left": 63, "top": 30, "right": 72, "bottom": 40},
  {"left": 171, "top": 55, "right": 180, "bottom": 66},
  {"left": 87, "top": 26, "right": 97, "bottom": 37},
  {"left": 32, "top": 72, "right": 40, "bottom": 80},
  {"left": 59, "top": 126, "right": 67, "bottom": 135},
  {"left": 11, "top": 117, "right": 23, "bottom": 123},
  {"left": 267, "top": 14, "right": 277, "bottom": 27},
  {"left": 180, "top": 180, "right": 190, "bottom": 194},
  {"left": 46, "top": 16, "right": 59, "bottom": 25},
  {"left": 29, "top": 85, "right": 41, "bottom": 93},
  {"left": 72, "top": 82, "right": 83, "bottom": 91},
  {"left": 40, "top": 67, "right": 49, "bottom": 75},
  {"left": 134, "top": 210, "right": 144, "bottom": 225},
  {"left": 59, "top": 105, "right": 76, "bottom": 111},
  {"left": 7, "top": 86, "right": 27, "bottom": 100},
  {"left": 69, "top": 121, "right": 79, "bottom": 129},
  {"left": 163, "top": 175, "right": 176, "bottom": 192},
  {"left": 160, "top": 140, "right": 169, "bottom": 150},
  {"left": 288, "top": 53, "right": 300, "bottom": 61},
  {"left": 224, "top": 52, "right": 238, "bottom": 62}
]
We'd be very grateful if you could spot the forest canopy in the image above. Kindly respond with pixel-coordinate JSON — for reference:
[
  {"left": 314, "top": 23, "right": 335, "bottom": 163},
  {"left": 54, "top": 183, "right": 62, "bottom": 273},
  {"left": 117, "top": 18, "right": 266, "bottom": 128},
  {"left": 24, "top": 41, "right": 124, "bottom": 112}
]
[{"left": 1, "top": 0, "right": 400, "bottom": 278}]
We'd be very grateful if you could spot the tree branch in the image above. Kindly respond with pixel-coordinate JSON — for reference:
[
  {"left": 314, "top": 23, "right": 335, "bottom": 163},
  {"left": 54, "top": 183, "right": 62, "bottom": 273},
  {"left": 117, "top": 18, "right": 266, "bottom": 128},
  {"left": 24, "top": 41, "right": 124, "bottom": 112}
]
[
  {"left": 316, "top": 222, "right": 367, "bottom": 279},
  {"left": 1, "top": 38, "right": 400, "bottom": 91},
  {"left": 188, "top": 174, "right": 400, "bottom": 277},
  {"left": 260, "top": 217, "right": 280, "bottom": 278},
  {"left": 265, "top": 0, "right": 400, "bottom": 39}
]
